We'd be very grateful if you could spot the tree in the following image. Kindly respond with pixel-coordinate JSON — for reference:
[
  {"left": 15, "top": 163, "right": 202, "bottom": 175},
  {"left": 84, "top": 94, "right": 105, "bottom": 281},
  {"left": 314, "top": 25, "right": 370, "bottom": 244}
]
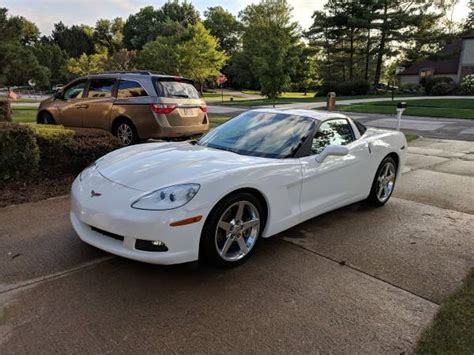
[
  {"left": 123, "top": 1, "right": 199, "bottom": 50},
  {"left": 32, "top": 40, "right": 70, "bottom": 85},
  {"left": 93, "top": 18, "right": 124, "bottom": 54},
  {"left": 0, "top": 8, "right": 48, "bottom": 88},
  {"left": 0, "top": 42, "right": 49, "bottom": 87},
  {"left": 66, "top": 53, "right": 108, "bottom": 76},
  {"left": 372, "top": 0, "right": 443, "bottom": 84},
  {"left": 290, "top": 45, "right": 319, "bottom": 94},
  {"left": 137, "top": 22, "right": 227, "bottom": 90},
  {"left": 464, "top": 0, "right": 474, "bottom": 33},
  {"left": 204, "top": 6, "right": 241, "bottom": 54},
  {"left": 52, "top": 22, "right": 94, "bottom": 57},
  {"left": 239, "top": 0, "right": 300, "bottom": 99}
]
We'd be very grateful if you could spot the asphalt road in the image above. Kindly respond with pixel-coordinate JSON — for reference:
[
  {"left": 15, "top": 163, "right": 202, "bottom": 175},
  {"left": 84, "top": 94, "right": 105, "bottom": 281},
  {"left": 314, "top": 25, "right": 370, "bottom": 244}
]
[{"left": 1, "top": 138, "right": 473, "bottom": 353}]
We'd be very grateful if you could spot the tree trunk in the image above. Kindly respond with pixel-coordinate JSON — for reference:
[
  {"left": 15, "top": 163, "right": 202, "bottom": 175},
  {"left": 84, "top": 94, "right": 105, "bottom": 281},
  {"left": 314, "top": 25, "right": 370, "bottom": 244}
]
[
  {"left": 364, "top": 27, "right": 371, "bottom": 80},
  {"left": 374, "top": 1, "right": 388, "bottom": 85},
  {"left": 349, "top": 28, "right": 354, "bottom": 80}
]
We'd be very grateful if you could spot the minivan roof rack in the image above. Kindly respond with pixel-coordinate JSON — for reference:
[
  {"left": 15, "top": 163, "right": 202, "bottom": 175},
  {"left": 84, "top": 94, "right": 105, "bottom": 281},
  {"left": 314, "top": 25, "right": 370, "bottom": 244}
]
[{"left": 99, "top": 71, "right": 154, "bottom": 75}]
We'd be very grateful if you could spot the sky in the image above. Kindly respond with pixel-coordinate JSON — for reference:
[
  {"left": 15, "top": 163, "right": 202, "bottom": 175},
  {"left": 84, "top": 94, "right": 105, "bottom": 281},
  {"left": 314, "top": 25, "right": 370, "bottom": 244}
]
[{"left": 0, "top": 0, "right": 470, "bottom": 36}]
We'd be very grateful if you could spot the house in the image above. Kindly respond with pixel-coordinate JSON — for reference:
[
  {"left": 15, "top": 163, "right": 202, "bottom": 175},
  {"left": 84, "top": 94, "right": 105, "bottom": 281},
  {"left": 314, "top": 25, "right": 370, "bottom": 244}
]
[{"left": 397, "top": 32, "right": 474, "bottom": 85}]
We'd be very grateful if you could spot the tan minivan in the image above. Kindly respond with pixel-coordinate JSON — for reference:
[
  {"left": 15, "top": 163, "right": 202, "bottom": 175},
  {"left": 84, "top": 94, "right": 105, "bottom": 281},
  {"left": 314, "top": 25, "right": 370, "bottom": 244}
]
[{"left": 38, "top": 71, "right": 209, "bottom": 145}]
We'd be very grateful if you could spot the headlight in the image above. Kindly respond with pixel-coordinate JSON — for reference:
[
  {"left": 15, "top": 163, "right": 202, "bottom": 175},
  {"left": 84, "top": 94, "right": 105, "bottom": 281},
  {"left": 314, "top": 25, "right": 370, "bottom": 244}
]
[{"left": 131, "top": 184, "right": 200, "bottom": 211}]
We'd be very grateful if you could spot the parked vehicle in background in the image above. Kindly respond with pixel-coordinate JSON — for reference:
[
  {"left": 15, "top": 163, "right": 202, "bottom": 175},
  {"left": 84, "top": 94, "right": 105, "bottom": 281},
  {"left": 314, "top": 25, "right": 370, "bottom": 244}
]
[{"left": 37, "top": 71, "right": 209, "bottom": 145}]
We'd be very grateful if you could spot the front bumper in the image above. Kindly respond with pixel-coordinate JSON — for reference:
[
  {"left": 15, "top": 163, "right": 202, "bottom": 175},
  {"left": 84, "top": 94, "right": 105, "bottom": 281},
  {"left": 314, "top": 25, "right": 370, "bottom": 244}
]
[{"left": 70, "top": 172, "right": 206, "bottom": 265}]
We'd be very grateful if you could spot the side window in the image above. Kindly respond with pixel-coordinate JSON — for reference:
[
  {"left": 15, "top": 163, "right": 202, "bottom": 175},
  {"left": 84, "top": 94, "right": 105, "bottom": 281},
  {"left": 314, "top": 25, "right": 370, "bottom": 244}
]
[
  {"left": 311, "top": 119, "right": 354, "bottom": 155},
  {"left": 63, "top": 80, "right": 87, "bottom": 100},
  {"left": 117, "top": 80, "right": 148, "bottom": 98},
  {"left": 87, "top": 79, "right": 115, "bottom": 98}
]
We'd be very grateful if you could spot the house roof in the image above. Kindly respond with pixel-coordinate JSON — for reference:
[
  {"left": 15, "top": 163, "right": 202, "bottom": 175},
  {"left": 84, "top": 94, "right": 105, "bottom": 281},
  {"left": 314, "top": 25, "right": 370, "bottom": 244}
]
[{"left": 398, "top": 39, "right": 462, "bottom": 76}]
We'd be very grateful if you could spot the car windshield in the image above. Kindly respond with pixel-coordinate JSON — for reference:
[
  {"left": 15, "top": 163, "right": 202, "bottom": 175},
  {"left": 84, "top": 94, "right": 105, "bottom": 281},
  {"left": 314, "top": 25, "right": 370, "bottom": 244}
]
[{"left": 198, "top": 111, "right": 315, "bottom": 159}]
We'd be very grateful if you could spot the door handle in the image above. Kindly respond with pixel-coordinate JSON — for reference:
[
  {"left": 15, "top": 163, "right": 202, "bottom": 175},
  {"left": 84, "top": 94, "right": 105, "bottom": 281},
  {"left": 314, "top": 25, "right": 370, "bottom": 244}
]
[{"left": 74, "top": 104, "right": 89, "bottom": 109}]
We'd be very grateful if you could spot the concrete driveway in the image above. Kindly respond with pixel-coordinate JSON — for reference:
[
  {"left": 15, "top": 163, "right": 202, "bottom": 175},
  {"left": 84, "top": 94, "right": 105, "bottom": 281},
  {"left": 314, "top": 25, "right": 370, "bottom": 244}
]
[{"left": 1, "top": 138, "right": 473, "bottom": 353}]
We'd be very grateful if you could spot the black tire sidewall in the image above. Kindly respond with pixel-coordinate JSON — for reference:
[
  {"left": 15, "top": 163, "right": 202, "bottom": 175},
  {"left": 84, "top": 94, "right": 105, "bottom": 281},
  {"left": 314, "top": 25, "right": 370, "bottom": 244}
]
[
  {"left": 367, "top": 156, "right": 397, "bottom": 206},
  {"left": 200, "top": 192, "right": 265, "bottom": 267}
]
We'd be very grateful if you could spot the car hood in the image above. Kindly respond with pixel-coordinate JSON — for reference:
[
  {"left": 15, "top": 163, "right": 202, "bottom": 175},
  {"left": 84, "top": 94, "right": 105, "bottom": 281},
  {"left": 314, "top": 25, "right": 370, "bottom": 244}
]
[{"left": 96, "top": 142, "right": 271, "bottom": 191}]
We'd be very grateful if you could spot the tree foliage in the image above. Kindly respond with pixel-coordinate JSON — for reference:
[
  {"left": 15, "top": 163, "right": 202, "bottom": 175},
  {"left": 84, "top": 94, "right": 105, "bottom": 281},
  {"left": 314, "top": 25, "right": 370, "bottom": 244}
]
[
  {"left": 52, "top": 22, "right": 94, "bottom": 58},
  {"left": 239, "top": 0, "right": 300, "bottom": 99},
  {"left": 204, "top": 6, "right": 241, "bottom": 54},
  {"left": 137, "top": 22, "right": 227, "bottom": 87},
  {"left": 123, "top": 1, "right": 199, "bottom": 50},
  {"left": 0, "top": 8, "right": 48, "bottom": 87}
]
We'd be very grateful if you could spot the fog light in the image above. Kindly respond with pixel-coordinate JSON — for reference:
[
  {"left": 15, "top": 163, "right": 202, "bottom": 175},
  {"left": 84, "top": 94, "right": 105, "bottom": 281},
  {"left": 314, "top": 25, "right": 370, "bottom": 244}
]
[{"left": 135, "top": 239, "right": 168, "bottom": 252}]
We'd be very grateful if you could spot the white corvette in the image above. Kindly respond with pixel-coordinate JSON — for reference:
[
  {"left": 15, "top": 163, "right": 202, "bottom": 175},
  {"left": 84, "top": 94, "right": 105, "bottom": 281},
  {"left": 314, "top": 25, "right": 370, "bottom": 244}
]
[{"left": 71, "top": 109, "right": 407, "bottom": 266}]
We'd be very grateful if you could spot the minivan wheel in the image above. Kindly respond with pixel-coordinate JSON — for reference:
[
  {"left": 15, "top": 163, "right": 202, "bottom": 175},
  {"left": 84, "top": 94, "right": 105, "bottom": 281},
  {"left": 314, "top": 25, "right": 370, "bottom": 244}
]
[
  {"left": 38, "top": 111, "right": 55, "bottom": 124},
  {"left": 114, "top": 121, "right": 138, "bottom": 146}
]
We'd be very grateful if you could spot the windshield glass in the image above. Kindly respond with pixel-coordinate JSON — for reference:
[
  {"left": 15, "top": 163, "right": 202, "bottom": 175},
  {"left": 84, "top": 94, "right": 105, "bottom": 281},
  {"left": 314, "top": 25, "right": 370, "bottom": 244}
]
[{"left": 198, "top": 111, "right": 315, "bottom": 158}]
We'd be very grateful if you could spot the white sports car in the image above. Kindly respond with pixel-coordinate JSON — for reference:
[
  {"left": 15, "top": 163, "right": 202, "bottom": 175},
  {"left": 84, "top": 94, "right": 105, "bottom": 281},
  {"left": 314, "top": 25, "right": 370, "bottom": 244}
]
[{"left": 71, "top": 109, "right": 407, "bottom": 266}]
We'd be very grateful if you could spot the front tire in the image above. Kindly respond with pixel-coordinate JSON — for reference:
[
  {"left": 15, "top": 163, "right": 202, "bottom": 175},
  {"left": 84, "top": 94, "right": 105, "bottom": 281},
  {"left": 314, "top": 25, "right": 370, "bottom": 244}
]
[
  {"left": 37, "top": 111, "right": 55, "bottom": 124},
  {"left": 367, "top": 156, "right": 397, "bottom": 206},
  {"left": 200, "top": 192, "right": 265, "bottom": 267}
]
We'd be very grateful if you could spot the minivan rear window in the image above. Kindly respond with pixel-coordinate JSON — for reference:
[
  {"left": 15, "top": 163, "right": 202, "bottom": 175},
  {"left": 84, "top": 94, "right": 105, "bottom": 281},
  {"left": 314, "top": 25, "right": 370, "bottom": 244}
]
[{"left": 154, "top": 79, "right": 200, "bottom": 99}]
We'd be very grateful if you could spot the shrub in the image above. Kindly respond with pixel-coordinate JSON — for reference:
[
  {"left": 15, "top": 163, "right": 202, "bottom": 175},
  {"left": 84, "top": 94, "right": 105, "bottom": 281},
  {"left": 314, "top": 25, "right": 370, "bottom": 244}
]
[
  {"left": 0, "top": 100, "right": 12, "bottom": 122},
  {"left": 398, "top": 83, "right": 424, "bottom": 94},
  {"left": 430, "top": 81, "right": 456, "bottom": 96},
  {"left": 34, "top": 127, "right": 121, "bottom": 175},
  {"left": 318, "top": 79, "right": 370, "bottom": 96},
  {"left": 0, "top": 122, "right": 40, "bottom": 181},
  {"left": 460, "top": 74, "right": 474, "bottom": 95},
  {"left": 424, "top": 77, "right": 454, "bottom": 95}
]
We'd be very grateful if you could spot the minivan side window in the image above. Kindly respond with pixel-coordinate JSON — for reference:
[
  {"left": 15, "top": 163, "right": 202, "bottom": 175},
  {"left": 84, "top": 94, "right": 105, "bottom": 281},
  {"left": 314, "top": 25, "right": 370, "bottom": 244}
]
[
  {"left": 311, "top": 119, "right": 354, "bottom": 155},
  {"left": 87, "top": 79, "right": 115, "bottom": 98},
  {"left": 63, "top": 80, "right": 87, "bottom": 100},
  {"left": 117, "top": 80, "right": 148, "bottom": 98}
]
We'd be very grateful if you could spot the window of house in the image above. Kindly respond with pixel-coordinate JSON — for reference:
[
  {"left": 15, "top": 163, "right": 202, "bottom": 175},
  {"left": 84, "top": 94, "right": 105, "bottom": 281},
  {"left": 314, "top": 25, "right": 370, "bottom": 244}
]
[{"left": 419, "top": 68, "right": 434, "bottom": 79}]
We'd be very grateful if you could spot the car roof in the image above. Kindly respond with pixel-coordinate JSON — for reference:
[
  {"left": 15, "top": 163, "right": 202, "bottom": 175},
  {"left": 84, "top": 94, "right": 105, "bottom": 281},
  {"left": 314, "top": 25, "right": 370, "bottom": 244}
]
[
  {"left": 251, "top": 109, "right": 349, "bottom": 121},
  {"left": 85, "top": 72, "right": 191, "bottom": 81}
]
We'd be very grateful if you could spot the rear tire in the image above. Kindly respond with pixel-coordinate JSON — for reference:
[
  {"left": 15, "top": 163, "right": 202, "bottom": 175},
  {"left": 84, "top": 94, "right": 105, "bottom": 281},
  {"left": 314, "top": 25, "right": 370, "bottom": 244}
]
[
  {"left": 200, "top": 192, "right": 265, "bottom": 267},
  {"left": 113, "top": 119, "right": 138, "bottom": 146},
  {"left": 367, "top": 156, "right": 397, "bottom": 206}
]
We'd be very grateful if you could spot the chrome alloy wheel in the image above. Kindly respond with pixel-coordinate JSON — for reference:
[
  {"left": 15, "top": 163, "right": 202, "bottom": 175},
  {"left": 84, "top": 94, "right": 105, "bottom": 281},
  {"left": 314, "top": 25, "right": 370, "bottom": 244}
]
[
  {"left": 117, "top": 123, "right": 133, "bottom": 145},
  {"left": 376, "top": 161, "right": 396, "bottom": 203},
  {"left": 215, "top": 201, "right": 261, "bottom": 262}
]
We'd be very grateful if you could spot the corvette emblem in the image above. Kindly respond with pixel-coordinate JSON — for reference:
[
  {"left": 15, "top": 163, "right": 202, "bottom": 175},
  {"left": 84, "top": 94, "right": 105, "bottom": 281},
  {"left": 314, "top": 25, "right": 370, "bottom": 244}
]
[{"left": 90, "top": 190, "right": 102, "bottom": 198}]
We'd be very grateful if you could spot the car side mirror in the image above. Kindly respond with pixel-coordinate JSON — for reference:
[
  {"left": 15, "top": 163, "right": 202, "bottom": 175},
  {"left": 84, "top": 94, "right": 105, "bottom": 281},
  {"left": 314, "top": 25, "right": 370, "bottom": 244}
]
[
  {"left": 53, "top": 90, "right": 64, "bottom": 100},
  {"left": 315, "top": 145, "right": 349, "bottom": 163}
]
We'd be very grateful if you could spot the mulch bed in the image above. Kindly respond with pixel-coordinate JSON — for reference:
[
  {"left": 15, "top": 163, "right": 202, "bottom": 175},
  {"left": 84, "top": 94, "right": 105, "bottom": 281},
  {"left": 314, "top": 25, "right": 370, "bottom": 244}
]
[{"left": 0, "top": 173, "right": 74, "bottom": 208}]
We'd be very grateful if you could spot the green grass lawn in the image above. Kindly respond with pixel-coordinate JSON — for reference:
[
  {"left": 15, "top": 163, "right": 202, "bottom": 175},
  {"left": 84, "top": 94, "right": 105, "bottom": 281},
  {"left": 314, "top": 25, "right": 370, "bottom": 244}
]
[
  {"left": 414, "top": 269, "right": 474, "bottom": 354},
  {"left": 208, "top": 114, "right": 232, "bottom": 128},
  {"left": 220, "top": 94, "right": 404, "bottom": 107},
  {"left": 336, "top": 99, "right": 474, "bottom": 119},
  {"left": 12, "top": 107, "right": 37, "bottom": 123}
]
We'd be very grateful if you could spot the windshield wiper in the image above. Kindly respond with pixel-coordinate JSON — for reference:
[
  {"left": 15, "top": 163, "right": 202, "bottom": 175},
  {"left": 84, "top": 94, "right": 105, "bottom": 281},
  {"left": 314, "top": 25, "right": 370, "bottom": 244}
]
[
  {"left": 171, "top": 94, "right": 189, "bottom": 98},
  {"left": 188, "top": 139, "right": 199, "bottom": 145}
]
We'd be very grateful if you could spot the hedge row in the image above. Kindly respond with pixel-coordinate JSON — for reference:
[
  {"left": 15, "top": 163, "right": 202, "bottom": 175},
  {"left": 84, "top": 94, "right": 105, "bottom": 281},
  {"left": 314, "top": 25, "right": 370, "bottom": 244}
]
[{"left": 0, "top": 123, "right": 121, "bottom": 182}]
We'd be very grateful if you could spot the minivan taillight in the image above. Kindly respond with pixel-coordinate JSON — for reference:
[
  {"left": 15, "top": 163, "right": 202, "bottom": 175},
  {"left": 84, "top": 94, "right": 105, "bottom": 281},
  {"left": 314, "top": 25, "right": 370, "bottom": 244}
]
[
  {"left": 151, "top": 104, "right": 176, "bottom": 114},
  {"left": 199, "top": 103, "right": 207, "bottom": 113}
]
